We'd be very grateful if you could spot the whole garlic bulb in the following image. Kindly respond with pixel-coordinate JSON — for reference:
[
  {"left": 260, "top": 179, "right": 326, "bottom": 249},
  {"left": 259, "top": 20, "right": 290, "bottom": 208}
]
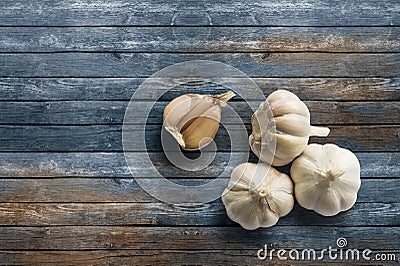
[
  {"left": 249, "top": 89, "right": 331, "bottom": 166},
  {"left": 222, "top": 163, "right": 294, "bottom": 230},
  {"left": 163, "top": 91, "right": 235, "bottom": 150},
  {"left": 291, "top": 143, "right": 361, "bottom": 216}
]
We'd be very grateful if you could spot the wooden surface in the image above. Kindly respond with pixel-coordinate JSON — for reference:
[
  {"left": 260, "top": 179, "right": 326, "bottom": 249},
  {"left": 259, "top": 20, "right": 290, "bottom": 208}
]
[{"left": 0, "top": 0, "right": 399, "bottom": 265}]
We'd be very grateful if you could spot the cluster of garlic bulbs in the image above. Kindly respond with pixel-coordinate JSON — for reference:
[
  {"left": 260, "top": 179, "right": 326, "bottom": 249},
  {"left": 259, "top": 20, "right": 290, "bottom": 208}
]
[
  {"left": 163, "top": 89, "right": 361, "bottom": 230},
  {"left": 221, "top": 90, "right": 361, "bottom": 229}
]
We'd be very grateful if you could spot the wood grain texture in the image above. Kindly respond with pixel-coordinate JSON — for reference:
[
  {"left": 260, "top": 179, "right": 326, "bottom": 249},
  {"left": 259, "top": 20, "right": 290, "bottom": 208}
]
[
  {"left": 0, "top": 152, "right": 397, "bottom": 178},
  {"left": 0, "top": 0, "right": 399, "bottom": 26},
  {"left": 0, "top": 124, "right": 398, "bottom": 152},
  {"left": 1, "top": 53, "right": 399, "bottom": 78},
  {"left": 0, "top": 101, "right": 398, "bottom": 125},
  {"left": 0, "top": 27, "right": 399, "bottom": 52},
  {"left": 0, "top": 202, "right": 398, "bottom": 226},
  {"left": 2, "top": 250, "right": 398, "bottom": 266},
  {"left": 0, "top": 226, "right": 398, "bottom": 250},
  {"left": 1, "top": 78, "right": 399, "bottom": 101},
  {"left": 0, "top": 178, "right": 396, "bottom": 203},
  {"left": 0, "top": 0, "right": 399, "bottom": 263}
]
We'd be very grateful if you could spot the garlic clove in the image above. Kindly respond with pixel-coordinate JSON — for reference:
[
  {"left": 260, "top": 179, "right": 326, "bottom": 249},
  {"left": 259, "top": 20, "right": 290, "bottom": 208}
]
[
  {"left": 266, "top": 89, "right": 299, "bottom": 103},
  {"left": 270, "top": 99, "right": 310, "bottom": 117},
  {"left": 163, "top": 91, "right": 235, "bottom": 150},
  {"left": 274, "top": 114, "right": 310, "bottom": 137},
  {"left": 180, "top": 105, "right": 221, "bottom": 150}
]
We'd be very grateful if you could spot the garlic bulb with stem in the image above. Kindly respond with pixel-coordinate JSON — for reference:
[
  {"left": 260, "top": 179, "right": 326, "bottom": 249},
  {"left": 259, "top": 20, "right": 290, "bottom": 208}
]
[
  {"left": 249, "top": 89, "right": 330, "bottom": 166},
  {"left": 222, "top": 162, "right": 294, "bottom": 230},
  {"left": 163, "top": 91, "right": 236, "bottom": 150},
  {"left": 291, "top": 143, "right": 361, "bottom": 216}
]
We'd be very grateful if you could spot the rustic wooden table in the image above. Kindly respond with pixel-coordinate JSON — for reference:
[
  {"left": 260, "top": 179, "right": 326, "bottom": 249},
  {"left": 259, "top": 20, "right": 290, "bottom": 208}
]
[{"left": 0, "top": 1, "right": 399, "bottom": 265}]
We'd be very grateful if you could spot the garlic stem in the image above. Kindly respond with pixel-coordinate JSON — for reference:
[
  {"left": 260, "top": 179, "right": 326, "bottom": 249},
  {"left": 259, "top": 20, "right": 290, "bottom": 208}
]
[
  {"left": 309, "top": 126, "right": 330, "bottom": 137},
  {"left": 214, "top": 91, "right": 236, "bottom": 102},
  {"left": 258, "top": 190, "right": 268, "bottom": 197}
]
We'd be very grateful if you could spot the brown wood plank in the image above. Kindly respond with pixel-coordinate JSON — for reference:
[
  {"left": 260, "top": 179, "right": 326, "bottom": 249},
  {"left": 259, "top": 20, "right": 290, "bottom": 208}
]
[
  {"left": 0, "top": 152, "right": 397, "bottom": 178},
  {"left": 1, "top": 53, "right": 399, "bottom": 78},
  {"left": 0, "top": 202, "right": 398, "bottom": 226},
  {"left": 0, "top": 250, "right": 398, "bottom": 265},
  {"left": 0, "top": 125, "right": 397, "bottom": 152},
  {"left": 0, "top": 178, "right": 396, "bottom": 203},
  {"left": 1, "top": 78, "right": 398, "bottom": 101},
  {"left": 0, "top": 27, "right": 399, "bottom": 52},
  {"left": 0, "top": 226, "right": 398, "bottom": 250},
  {"left": 0, "top": 101, "right": 398, "bottom": 125},
  {"left": 1, "top": 0, "right": 399, "bottom": 26},
  {"left": 310, "top": 125, "right": 400, "bottom": 152}
]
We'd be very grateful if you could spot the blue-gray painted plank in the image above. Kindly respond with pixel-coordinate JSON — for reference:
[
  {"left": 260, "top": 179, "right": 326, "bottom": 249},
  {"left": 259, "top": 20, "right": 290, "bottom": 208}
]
[
  {"left": 0, "top": 249, "right": 398, "bottom": 265},
  {"left": 0, "top": 27, "right": 399, "bottom": 52},
  {"left": 1, "top": 53, "right": 399, "bottom": 78},
  {"left": 0, "top": 152, "right": 398, "bottom": 178},
  {"left": 0, "top": 125, "right": 397, "bottom": 152},
  {"left": 0, "top": 178, "right": 397, "bottom": 203},
  {"left": 0, "top": 0, "right": 399, "bottom": 26},
  {"left": 0, "top": 78, "right": 399, "bottom": 101},
  {"left": 0, "top": 226, "right": 398, "bottom": 250},
  {"left": 0, "top": 202, "right": 398, "bottom": 226},
  {"left": 0, "top": 101, "right": 398, "bottom": 125}
]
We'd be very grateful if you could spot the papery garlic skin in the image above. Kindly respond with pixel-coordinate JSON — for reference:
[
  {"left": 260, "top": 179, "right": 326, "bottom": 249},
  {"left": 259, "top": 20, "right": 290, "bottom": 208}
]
[
  {"left": 222, "top": 163, "right": 294, "bottom": 230},
  {"left": 163, "top": 91, "right": 235, "bottom": 150},
  {"left": 291, "top": 143, "right": 361, "bottom": 216},
  {"left": 249, "top": 89, "right": 330, "bottom": 166}
]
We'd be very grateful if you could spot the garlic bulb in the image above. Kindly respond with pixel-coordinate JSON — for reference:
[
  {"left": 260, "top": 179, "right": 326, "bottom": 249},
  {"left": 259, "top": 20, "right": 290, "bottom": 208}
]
[
  {"left": 291, "top": 143, "right": 361, "bottom": 216},
  {"left": 222, "top": 163, "right": 294, "bottom": 230},
  {"left": 249, "top": 89, "right": 331, "bottom": 166},
  {"left": 163, "top": 91, "right": 235, "bottom": 150}
]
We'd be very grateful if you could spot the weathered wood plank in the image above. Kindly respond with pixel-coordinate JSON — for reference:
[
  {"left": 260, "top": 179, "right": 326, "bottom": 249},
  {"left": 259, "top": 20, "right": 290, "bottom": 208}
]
[
  {"left": 1, "top": 53, "right": 399, "bottom": 77},
  {"left": 1, "top": 78, "right": 399, "bottom": 101},
  {"left": 0, "top": 101, "right": 398, "bottom": 125},
  {"left": 0, "top": 0, "right": 399, "bottom": 26},
  {"left": 0, "top": 152, "right": 397, "bottom": 178},
  {"left": 0, "top": 226, "right": 398, "bottom": 250},
  {"left": 0, "top": 125, "right": 397, "bottom": 152},
  {"left": 1, "top": 27, "right": 399, "bottom": 52},
  {"left": 313, "top": 125, "right": 400, "bottom": 152},
  {"left": 0, "top": 202, "right": 397, "bottom": 226},
  {"left": 0, "top": 178, "right": 397, "bottom": 204},
  {"left": 1, "top": 250, "right": 398, "bottom": 265}
]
